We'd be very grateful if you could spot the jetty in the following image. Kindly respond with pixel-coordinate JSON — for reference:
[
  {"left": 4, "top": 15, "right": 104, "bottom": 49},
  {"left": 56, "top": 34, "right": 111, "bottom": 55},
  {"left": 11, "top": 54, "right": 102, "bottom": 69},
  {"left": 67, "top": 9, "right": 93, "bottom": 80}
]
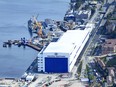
[
  {"left": 26, "top": 43, "right": 41, "bottom": 51},
  {"left": 3, "top": 38, "right": 42, "bottom": 51}
]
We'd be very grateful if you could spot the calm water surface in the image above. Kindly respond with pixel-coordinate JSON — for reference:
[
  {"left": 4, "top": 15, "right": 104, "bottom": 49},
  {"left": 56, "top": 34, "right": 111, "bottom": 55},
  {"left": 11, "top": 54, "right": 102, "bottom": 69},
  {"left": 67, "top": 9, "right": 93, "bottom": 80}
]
[{"left": 0, "top": 0, "right": 69, "bottom": 78}]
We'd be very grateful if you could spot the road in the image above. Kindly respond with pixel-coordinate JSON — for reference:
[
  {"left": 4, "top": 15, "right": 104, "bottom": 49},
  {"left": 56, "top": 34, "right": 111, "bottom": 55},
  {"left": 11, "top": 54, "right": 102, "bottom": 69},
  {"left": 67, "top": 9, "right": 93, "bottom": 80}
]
[
  {"left": 80, "top": 1, "right": 113, "bottom": 78},
  {"left": 80, "top": 4, "right": 103, "bottom": 78},
  {"left": 70, "top": 2, "right": 103, "bottom": 79}
]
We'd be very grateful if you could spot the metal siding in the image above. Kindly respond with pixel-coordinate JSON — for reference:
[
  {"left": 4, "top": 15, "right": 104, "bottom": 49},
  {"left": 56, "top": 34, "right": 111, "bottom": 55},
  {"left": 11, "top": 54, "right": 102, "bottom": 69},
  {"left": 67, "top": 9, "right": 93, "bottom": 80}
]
[{"left": 45, "top": 57, "right": 68, "bottom": 73}]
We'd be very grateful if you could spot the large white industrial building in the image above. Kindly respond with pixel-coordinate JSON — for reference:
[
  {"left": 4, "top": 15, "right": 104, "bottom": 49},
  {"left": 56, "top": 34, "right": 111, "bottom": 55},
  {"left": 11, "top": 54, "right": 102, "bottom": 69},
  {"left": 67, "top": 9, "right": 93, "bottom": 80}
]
[{"left": 37, "top": 23, "right": 94, "bottom": 73}]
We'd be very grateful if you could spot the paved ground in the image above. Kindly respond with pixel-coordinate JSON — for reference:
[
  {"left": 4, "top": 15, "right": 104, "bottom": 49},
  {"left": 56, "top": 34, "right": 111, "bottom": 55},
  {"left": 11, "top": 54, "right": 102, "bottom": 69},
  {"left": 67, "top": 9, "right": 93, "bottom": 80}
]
[
  {"left": 0, "top": 79, "right": 25, "bottom": 87},
  {"left": 49, "top": 80, "right": 85, "bottom": 87},
  {"left": 80, "top": 7, "right": 100, "bottom": 78},
  {"left": 28, "top": 74, "right": 58, "bottom": 87}
]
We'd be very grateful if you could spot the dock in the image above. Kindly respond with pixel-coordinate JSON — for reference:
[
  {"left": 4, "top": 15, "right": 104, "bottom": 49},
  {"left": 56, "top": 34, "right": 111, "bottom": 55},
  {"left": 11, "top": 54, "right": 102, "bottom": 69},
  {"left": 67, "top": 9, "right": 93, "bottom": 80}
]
[
  {"left": 3, "top": 39, "right": 42, "bottom": 51},
  {"left": 26, "top": 43, "right": 42, "bottom": 51}
]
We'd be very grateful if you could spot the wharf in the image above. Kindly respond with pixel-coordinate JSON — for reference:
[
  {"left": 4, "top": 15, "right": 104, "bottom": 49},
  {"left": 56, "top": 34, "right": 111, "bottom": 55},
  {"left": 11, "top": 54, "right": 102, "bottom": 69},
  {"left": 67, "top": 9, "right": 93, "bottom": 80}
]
[
  {"left": 3, "top": 39, "right": 42, "bottom": 51},
  {"left": 26, "top": 43, "right": 41, "bottom": 51}
]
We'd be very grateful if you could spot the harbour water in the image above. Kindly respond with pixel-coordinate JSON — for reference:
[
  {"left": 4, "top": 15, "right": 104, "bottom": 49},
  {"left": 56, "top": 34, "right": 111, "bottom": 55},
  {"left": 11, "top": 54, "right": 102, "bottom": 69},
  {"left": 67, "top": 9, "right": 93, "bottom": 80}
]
[{"left": 0, "top": 0, "right": 69, "bottom": 78}]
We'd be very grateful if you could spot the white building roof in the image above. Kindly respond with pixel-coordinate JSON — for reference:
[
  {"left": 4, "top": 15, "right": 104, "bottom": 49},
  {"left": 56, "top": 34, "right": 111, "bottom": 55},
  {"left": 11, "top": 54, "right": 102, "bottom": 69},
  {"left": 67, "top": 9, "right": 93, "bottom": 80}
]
[
  {"left": 81, "top": 78, "right": 89, "bottom": 82},
  {"left": 43, "top": 30, "right": 89, "bottom": 54},
  {"left": 43, "top": 42, "right": 74, "bottom": 53},
  {"left": 78, "top": 10, "right": 91, "bottom": 15},
  {"left": 26, "top": 75, "right": 35, "bottom": 81}
]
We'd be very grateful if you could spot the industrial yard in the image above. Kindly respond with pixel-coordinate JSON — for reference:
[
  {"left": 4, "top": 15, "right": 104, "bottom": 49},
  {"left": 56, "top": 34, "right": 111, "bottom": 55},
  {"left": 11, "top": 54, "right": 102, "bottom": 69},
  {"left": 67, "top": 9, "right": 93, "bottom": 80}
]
[{"left": 0, "top": 0, "right": 116, "bottom": 87}]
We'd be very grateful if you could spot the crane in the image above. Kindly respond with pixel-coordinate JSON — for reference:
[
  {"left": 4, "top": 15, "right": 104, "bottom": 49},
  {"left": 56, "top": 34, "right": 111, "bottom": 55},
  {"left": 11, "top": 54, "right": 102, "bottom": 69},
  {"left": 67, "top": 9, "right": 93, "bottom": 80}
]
[
  {"left": 31, "top": 16, "right": 43, "bottom": 37},
  {"left": 37, "top": 22, "right": 43, "bottom": 37}
]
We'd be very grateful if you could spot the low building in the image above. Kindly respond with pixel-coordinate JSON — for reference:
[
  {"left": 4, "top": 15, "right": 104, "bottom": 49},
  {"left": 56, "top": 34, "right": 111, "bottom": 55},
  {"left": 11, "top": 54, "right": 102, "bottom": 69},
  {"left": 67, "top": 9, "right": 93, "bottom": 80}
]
[
  {"left": 106, "top": 22, "right": 115, "bottom": 34},
  {"left": 76, "top": 10, "right": 91, "bottom": 20},
  {"left": 102, "top": 39, "right": 116, "bottom": 55},
  {"left": 64, "top": 10, "right": 76, "bottom": 22},
  {"left": 26, "top": 74, "right": 35, "bottom": 82},
  {"left": 107, "top": 67, "right": 115, "bottom": 85},
  {"left": 106, "top": 56, "right": 113, "bottom": 61},
  {"left": 107, "top": 76, "right": 113, "bottom": 87},
  {"left": 95, "top": 58, "right": 106, "bottom": 70},
  {"left": 64, "top": 10, "right": 91, "bottom": 22},
  {"left": 99, "top": 7, "right": 107, "bottom": 14},
  {"left": 89, "top": 1, "right": 98, "bottom": 5},
  {"left": 103, "top": 82, "right": 108, "bottom": 87},
  {"left": 108, "top": 67, "right": 115, "bottom": 77},
  {"left": 81, "top": 78, "right": 89, "bottom": 84}
]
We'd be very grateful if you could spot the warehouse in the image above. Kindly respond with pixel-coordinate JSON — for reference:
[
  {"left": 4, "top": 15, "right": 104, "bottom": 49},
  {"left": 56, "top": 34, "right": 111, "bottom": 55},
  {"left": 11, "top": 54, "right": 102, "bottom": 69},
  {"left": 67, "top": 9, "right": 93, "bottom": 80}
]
[
  {"left": 38, "top": 29, "right": 91, "bottom": 73},
  {"left": 76, "top": 10, "right": 91, "bottom": 20}
]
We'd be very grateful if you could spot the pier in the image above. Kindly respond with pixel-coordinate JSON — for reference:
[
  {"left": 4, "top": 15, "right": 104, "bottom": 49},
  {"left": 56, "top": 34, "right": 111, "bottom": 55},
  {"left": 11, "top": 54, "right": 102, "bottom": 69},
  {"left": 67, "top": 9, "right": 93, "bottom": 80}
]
[
  {"left": 3, "top": 39, "right": 42, "bottom": 51},
  {"left": 26, "top": 43, "right": 42, "bottom": 51}
]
